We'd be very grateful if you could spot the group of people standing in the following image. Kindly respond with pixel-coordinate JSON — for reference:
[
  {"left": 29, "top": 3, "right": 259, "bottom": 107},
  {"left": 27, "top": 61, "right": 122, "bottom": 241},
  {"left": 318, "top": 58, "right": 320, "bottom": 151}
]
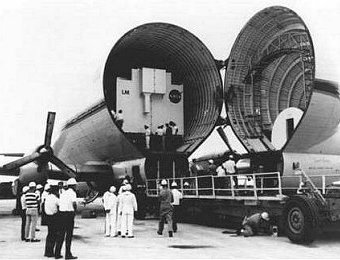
[
  {"left": 102, "top": 179, "right": 137, "bottom": 238},
  {"left": 102, "top": 178, "right": 183, "bottom": 239},
  {"left": 20, "top": 178, "right": 79, "bottom": 259},
  {"left": 144, "top": 121, "right": 179, "bottom": 150}
]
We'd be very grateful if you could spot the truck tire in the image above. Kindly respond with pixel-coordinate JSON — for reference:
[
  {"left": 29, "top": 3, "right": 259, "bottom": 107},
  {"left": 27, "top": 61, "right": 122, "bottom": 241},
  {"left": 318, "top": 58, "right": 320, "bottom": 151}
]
[{"left": 283, "top": 195, "right": 319, "bottom": 244}]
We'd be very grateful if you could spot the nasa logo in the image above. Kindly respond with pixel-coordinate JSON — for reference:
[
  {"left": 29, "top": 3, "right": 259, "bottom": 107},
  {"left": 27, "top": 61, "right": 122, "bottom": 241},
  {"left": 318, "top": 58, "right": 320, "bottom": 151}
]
[{"left": 169, "top": 89, "right": 181, "bottom": 103}]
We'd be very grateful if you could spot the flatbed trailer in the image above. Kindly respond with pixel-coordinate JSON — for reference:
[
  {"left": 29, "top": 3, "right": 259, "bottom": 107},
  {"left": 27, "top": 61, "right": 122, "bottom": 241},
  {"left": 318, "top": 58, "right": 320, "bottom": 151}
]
[{"left": 145, "top": 171, "right": 340, "bottom": 244}]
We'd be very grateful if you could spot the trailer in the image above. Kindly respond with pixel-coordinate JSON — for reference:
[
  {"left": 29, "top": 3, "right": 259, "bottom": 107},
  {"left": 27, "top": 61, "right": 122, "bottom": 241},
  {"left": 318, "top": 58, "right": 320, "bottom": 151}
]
[{"left": 145, "top": 169, "right": 340, "bottom": 244}]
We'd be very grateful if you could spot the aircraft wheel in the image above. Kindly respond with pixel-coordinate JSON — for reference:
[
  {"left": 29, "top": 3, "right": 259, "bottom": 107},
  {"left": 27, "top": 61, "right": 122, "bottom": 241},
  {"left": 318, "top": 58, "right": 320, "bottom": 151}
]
[{"left": 283, "top": 196, "right": 319, "bottom": 244}]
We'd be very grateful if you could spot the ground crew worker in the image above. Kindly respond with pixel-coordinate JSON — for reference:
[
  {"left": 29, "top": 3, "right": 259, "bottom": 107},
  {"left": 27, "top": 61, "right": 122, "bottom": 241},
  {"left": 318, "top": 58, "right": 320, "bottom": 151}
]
[
  {"left": 41, "top": 183, "right": 50, "bottom": 226},
  {"left": 222, "top": 155, "right": 238, "bottom": 188},
  {"left": 144, "top": 125, "right": 151, "bottom": 149},
  {"left": 55, "top": 178, "right": 78, "bottom": 260},
  {"left": 239, "top": 212, "right": 272, "bottom": 237},
  {"left": 20, "top": 186, "right": 29, "bottom": 241},
  {"left": 157, "top": 179, "right": 174, "bottom": 237},
  {"left": 170, "top": 182, "right": 183, "bottom": 232},
  {"left": 103, "top": 186, "right": 118, "bottom": 237},
  {"left": 117, "top": 179, "right": 129, "bottom": 235},
  {"left": 25, "top": 182, "right": 40, "bottom": 242},
  {"left": 44, "top": 185, "right": 60, "bottom": 257},
  {"left": 208, "top": 159, "right": 217, "bottom": 175},
  {"left": 118, "top": 184, "right": 137, "bottom": 238},
  {"left": 113, "top": 109, "right": 124, "bottom": 130}
]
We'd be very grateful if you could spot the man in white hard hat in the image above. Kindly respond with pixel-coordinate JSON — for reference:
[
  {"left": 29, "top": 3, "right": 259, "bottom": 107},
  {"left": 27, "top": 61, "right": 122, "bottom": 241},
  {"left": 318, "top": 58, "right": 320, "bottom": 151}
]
[
  {"left": 118, "top": 184, "right": 137, "bottom": 238},
  {"left": 170, "top": 182, "right": 183, "bottom": 232},
  {"left": 222, "top": 154, "right": 238, "bottom": 188},
  {"left": 40, "top": 183, "right": 51, "bottom": 226},
  {"left": 44, "top": 185, "right": 60, "bottom": 257},
  {"left": 157, "top": 179, "right": 174, "bottom": 237},
  {"left": 25, "top": 182, "right": 40, "bottom": 242},
  {"left": 103, "top": 186, "right": 118, "bottom": 237},
  {"left": 239, "top": 212, "right": 272, "bottom": 237},
  {"left": 55, "top": 178, "right": 78, "bottom": 259},
  {"left": 20, "top": 186, "right": 29, "bottom": 241},
  {"left": 117, "top": 178, "right": 130, "bottom": 235}
]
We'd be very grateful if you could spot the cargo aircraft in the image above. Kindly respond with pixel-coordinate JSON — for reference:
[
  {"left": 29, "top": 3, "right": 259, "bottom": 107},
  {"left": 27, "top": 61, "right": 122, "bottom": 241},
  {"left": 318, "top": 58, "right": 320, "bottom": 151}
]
[{"left": 1, "top": 6, "right": 340, "bottom": 243}]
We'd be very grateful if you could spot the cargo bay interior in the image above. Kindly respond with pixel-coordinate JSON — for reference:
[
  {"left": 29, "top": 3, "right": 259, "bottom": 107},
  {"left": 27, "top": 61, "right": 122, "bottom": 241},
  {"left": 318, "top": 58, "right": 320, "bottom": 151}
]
[
  {"left": 103, "top": 23, "right": 223, "bottom": 179},
  {"left": 223, "top": 6, "right": 315, "bottom": 173}
]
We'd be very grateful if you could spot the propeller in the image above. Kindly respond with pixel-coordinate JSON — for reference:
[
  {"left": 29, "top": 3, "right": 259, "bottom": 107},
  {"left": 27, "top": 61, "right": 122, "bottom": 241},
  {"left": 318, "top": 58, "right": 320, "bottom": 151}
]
[{"left": 3, "top": 112, "right": 76, "bottom": 180}]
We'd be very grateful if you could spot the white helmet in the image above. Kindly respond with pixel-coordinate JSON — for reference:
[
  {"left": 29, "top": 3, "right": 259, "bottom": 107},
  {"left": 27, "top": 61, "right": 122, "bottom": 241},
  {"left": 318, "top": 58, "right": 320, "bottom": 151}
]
[
  {"left": 261, "top": 212, "right": 270, "bottom": 221},
  {"left": 109, "top": 186, "right": 116, "bottom": 193},
  {"left": 29, "top": 182, "right": 36, "bottom": 188},
  {"left": 122, "top": 179, "right": 129, "bottom": 185},
  {"left": 125, "top": 184, "right": 132, "bottom": 191},
  {"left": 229, "top": 154, "right": 234, "bottom": 159},
  {"left": 208, "top": 159, "right": 214, "bottom": 164},
  {"left": 161, "top": 179, "right": 167, "bottom": 186},
  {"left": 67, "top": 178, "right": 77, "bottom": 186},
  {"left": 22, "top": 186, "right": 29, "bottom": 193},
  {"left": 183, "top": 182, "right": 190, "bottom": 187},
  {"left": 36, "top": 184, "right": 43, "bottom": 190},
  {"left": 171, "top": 181, "right": 177, "bottom": 187},
  {"left": 44, "top": 183, "right": 51, "bottom": 191}
]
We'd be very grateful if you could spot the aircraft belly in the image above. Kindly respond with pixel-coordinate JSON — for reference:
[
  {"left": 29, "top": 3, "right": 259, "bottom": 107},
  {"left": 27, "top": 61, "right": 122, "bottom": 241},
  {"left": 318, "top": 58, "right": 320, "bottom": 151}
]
[{"left": 53, "top": 105, "right": 143, "bottom": 165}]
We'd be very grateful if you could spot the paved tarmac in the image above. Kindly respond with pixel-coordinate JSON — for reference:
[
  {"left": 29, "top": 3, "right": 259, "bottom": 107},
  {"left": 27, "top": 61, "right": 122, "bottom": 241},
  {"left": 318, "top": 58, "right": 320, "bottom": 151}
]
[{"left": 1, "top": 199, "right": 340, "bottom": 259}]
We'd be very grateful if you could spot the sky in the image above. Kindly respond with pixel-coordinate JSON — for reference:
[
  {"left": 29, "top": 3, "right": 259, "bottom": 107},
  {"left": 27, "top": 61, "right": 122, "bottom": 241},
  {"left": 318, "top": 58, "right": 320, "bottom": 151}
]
[{"left": 0, "top": 0, "right": 339, "bottom": 154}]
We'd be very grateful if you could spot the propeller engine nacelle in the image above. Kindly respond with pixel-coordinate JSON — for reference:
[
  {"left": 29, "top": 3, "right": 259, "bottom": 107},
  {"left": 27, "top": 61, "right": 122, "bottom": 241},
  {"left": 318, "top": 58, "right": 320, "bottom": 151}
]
[{"left": 18, "top": 163, "right": 48, "bottom": 185}]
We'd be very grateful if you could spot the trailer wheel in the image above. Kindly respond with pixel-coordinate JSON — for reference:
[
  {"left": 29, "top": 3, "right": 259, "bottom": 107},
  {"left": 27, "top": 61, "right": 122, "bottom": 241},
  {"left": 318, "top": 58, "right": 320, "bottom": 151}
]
[{"left": 283, "top": 196, "right": 319, "bottom": 244}]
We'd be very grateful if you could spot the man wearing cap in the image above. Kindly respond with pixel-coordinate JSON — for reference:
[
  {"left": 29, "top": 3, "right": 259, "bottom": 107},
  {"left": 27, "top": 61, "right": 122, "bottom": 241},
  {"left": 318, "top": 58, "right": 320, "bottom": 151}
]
[
  {"left": 55, "top": 178, "right": 78, "bottom": 259},
  {"left": 25, "top": 182, "right": 40, "bottom": 242},
  {"left": 117, "top": 178, "right": 129, "bottom": 235},
  {"left": 208, "top": 159, "right": 217, "bottom": 175},
  {"left": 44, "top": 185, "right": 60, "bottom": 257},
  {"left": 239, "top": 212, "right": 272, "bottom": 237},
  {"left": 20, "top": 186, "right": 29, "bottom": 241},
  {"left": 103, "top": 186, "right": 118, "bottom": 237},
  {"left": 170, "top": 182, "right": 183, "bottom": 233},
  {"left": 118, "top": 184, "right": 137, "bottom": 238},
  {"left": 41, "top": 183, "right": 50, "bottom": 226},
  {"left": 222, "top": 154, "right": 238, "bottom": 188},
  {"left": 157, "top": 179, "right": 174, "bottom": 237}
]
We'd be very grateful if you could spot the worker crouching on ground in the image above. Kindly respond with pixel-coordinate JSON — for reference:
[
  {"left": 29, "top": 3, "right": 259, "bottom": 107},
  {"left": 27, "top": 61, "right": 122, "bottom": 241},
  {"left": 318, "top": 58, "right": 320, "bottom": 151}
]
[
  {"left": 238, "top": 212, "right": 272, "bottom": 237},
  {"left": 103, "top": 186, "right": 118, "bottom": 237},
  {"left": 157, "top": 179, "right": 174, "bottom": 237},
  {"left": 118, "top": 184, "right": 137, "bottom": 238}
]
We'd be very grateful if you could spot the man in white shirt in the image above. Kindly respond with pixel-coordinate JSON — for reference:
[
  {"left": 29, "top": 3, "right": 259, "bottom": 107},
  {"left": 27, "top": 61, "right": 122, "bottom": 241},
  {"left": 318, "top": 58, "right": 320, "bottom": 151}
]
[
  {"left": 44, "top": 185, "right": 60, "bottom": 257},
  {"left": 222, "top": 155, "right": 238, "bottom": 188},
  {"left": 55, "top": 178, "right": 78, "bottom": 260},
  {"left": 144, "top": 125, "right": 151, "bottom": 149},
  {"left": 170, "top": 182, "right": 183, "bottom": 233},
  {"left": 103, "top": 186, "right": 118, "bottom": 237},
  {"left": 118, "top": 184, "right": 137, "bottom": 238}
]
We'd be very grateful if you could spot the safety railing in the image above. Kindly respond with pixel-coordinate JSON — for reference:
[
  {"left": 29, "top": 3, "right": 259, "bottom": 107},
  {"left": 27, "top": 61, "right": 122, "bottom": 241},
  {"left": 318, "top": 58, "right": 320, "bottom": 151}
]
[
  {"left": 146, "top": 172, "right": 285, "bottom": 201},
  {"left": 146, "top": 172, "right": 340, "bottom": 201}
]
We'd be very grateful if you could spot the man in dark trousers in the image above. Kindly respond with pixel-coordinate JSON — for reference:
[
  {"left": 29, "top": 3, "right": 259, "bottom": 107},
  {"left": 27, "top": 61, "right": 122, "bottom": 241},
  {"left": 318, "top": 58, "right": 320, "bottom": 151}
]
[
  {"left": 157, "top": 179, "right": 174, "bottom": 237},
  {"left": 44, "top": 185, "right": 60, "bottom": 257},
  {"left": 239, "top": 212, "right": 272, "bottom": 237},
  {"left": 55, "top": 178, "right": 78, "bottom": 259},
  {"left": 20, "top": 186, "right": 29, "bottom": 241}
]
